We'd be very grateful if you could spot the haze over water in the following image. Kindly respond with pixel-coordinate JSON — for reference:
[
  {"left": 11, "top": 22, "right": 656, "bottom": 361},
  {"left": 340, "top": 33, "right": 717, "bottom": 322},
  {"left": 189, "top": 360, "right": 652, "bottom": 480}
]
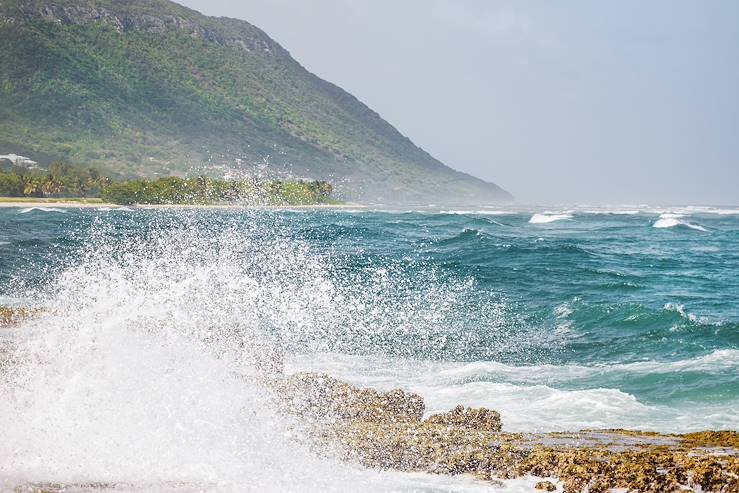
[{"left": 0, "top": 205, "right": 737, "bottom": 491}]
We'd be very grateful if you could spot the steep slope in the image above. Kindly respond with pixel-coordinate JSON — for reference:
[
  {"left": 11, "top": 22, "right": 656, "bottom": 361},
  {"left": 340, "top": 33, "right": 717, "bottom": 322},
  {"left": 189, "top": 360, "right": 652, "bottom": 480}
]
[{"left": 0, "top": 0, "right": 512, "bottom": 203}]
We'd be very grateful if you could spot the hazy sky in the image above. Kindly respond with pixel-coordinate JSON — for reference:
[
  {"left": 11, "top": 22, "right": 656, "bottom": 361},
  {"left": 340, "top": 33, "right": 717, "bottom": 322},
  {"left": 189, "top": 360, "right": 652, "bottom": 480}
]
[{"left": 178, "top": 0, "right": 738, "bottom": 204}]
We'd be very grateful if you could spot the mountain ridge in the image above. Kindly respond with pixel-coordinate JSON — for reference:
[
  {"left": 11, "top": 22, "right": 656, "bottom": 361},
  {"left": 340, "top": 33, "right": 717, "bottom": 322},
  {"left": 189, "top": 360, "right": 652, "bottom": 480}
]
[{"left": 0, "top": 0, "right": 512, "bottom": 203}]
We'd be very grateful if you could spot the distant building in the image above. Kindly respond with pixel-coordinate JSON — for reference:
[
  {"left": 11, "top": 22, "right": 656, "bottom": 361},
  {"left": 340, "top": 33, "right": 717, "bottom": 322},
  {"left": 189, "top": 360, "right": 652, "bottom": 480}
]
[{"left": 0, "top": 153, "right": 39, "bottom": 169}]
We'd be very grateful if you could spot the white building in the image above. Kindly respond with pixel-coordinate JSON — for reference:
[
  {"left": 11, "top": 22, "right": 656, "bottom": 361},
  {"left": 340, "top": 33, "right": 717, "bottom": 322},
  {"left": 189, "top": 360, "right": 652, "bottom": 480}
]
[{"left": 0, "top": 153, "right": 39, "bottom": 168}]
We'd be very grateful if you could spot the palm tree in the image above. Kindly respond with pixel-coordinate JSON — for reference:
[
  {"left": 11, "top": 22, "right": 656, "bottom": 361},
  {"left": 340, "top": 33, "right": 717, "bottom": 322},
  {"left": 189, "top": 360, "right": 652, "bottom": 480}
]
[
  {"left": 41, "top": 175, "right": 64, "bottom": 196},
  {"left": 22, "top": 176, "right": 41, "bottom": 197}
]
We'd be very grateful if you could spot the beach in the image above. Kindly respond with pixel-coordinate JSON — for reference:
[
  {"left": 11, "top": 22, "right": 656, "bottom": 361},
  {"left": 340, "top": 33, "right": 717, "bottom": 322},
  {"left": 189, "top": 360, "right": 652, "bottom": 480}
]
[{"left": 0, "top": 199, "right": 362, "bottom": 210}]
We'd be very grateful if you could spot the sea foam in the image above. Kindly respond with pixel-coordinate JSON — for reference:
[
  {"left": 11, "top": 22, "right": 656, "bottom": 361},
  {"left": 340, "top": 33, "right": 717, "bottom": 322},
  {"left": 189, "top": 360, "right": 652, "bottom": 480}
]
[
  {"left": 0, "top": 215, "right": 539, "bottom": 492},
  {"left": 288, "top": 349, "right": 739, "bottom": 433}
]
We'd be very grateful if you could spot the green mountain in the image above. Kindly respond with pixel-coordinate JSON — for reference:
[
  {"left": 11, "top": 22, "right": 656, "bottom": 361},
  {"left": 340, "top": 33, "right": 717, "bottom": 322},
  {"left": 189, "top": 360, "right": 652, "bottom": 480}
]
[{"left": 0, "top": 0, "right": 512, "bottom": 203}]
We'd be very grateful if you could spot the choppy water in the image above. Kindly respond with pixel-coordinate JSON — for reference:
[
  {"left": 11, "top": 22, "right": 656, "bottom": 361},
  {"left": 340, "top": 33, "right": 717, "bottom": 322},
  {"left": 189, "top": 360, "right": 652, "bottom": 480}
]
[{"left": 0, "top": 204, "right": 737, "bottom": 491}]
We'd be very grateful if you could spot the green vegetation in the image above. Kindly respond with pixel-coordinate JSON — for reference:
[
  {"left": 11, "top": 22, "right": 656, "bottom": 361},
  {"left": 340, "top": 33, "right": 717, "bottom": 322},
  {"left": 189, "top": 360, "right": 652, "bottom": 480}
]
[
  {"left": 0, "top": 0, "right": 511, "bottom": 204},
  {"left": 0, "top": 162, "right": 109, "bottom": 198},
  {"left": 0, "top": 163, "right": 337, "bottom": 205},
  {"left": 101, "top": 176, "right": 336, "bottom": 205}
]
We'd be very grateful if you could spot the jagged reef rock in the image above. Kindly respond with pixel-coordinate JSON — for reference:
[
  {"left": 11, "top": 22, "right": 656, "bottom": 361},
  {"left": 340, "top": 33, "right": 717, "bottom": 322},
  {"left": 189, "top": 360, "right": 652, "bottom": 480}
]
[
  {"left": 535, "top": 481, "right": 557, "bottom": 491},
  {"left": 426, "top": 404, "right": 501, "bottom": 432},
  {"left": 279, "top": 372, "right": 424, "bottom": 423},
  {"left": 277, "top": 372, "right": 739, "bottom": 493}
]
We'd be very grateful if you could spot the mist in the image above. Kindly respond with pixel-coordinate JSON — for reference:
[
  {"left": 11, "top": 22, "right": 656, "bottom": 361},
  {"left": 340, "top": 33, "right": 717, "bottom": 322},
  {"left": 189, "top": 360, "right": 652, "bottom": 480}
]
[{"left": 178, "top": 0, "right": 739, "bottom": 205}]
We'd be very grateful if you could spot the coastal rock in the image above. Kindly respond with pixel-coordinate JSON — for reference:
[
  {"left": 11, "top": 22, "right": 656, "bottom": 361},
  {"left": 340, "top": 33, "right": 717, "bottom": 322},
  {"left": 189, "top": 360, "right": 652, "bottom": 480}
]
[
  {"left": 535, "top": 480, "right": 557, "bottom": 491},
  {"left": 683, "top": 430, "right": 739, "bottom": 448},
  {"left": 326, "top": 421, "right": 739, "bottom": 492},
  {"left": 277, "top": 374, "right": 739, "bottom": 493},
  {"left": 0, "top": 307, "right": 38, "bottom": 326},
  {"left": 425, "top": 404, "right": 502, "bottom": 432},
  {"left": 280, "top": 372, "right": 424, "bottom": 423}
]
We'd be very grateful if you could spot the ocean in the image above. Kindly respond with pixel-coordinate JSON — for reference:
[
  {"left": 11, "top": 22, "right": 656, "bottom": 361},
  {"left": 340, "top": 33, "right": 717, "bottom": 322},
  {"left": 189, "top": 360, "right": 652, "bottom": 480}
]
[{"left": 0, "top": 204, "right": 737, "bottom": 491}]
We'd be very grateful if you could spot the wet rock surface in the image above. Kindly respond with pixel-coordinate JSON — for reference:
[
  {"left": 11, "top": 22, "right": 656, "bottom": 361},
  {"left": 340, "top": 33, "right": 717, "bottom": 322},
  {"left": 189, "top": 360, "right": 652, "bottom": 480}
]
[
  {"left": 535, "top": 480, "right": 557, "bottom": 491},
  {"left": 4, "top": 355, "right": 737, "bottom": 492},
  {"left": 426, "top": 404, "right": 502, "bottom": 432},
  {"left": 280, "top": 372, "right": 739, "bottom": 493},
  {"left": 0, "top": 307, "right": 38, "bottom": 327},
  {"left": 278, "top": 372, "right": 425, "bottom": 423}
]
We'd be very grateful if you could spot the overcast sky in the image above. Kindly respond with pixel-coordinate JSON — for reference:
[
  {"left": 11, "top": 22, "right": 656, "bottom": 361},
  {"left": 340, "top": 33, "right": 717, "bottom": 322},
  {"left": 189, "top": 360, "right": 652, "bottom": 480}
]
[{"left": 179, "top": 0, "right": 738, "bottom": 204}]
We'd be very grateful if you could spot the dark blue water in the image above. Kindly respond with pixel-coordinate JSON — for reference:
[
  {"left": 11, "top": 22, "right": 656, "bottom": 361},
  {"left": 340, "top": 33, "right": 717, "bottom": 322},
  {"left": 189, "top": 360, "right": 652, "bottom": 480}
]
[{"left": 1, "top": 205, "right": 737, "bottom": 432}]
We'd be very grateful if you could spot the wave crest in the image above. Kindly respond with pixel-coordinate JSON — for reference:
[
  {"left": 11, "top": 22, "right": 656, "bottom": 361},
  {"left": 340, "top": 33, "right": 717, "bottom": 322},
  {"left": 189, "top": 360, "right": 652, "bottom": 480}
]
[
  {"left": 19, "top": 206, "right": 65, "bottom": 213},
  {"left": 529, "top": 213, "right": 573, "bottom": 224},
  {"left": 653, "top": 213, "right": 708, "bottom": 231}
]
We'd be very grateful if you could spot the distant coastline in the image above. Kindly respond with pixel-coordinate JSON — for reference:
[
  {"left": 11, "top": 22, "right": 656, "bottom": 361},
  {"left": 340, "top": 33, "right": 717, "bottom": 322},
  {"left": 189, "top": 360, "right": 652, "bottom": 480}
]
[
  {"left": 0, "top": 199, "right": 361, "bottom": 210},
  {"left": 0, "top": 164, "right": 343, "bottom": 207}
]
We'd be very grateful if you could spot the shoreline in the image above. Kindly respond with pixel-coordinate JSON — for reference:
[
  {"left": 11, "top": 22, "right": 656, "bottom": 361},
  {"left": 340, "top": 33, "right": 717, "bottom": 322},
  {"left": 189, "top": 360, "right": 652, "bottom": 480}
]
[
  {"left": 282, "top": 373, "right": 739, "bottom": 492},
  {"left": 0, "top": 200, "right": 364, "bottom": 210}
]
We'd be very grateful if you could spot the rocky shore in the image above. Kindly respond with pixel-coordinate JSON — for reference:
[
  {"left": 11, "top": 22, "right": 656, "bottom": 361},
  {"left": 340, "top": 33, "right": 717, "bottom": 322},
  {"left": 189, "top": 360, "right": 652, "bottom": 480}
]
[
  {"left": 277, "top": 372, "right": 739, "bottom": 493},
  {"left": 2, "top": 310, "right": 737, "bottom": 492}
]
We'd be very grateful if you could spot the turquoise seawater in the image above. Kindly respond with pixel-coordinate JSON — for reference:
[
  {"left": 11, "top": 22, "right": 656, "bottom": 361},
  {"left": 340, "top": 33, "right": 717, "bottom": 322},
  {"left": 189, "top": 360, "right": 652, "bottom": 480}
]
[{"left": 0, "top": 205, "right": 737, "bottom": 434}]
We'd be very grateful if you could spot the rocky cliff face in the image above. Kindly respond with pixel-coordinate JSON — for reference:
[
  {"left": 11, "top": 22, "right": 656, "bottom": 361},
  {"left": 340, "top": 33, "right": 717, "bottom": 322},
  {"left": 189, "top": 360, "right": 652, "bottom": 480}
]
[{"left": 2, "top": 2, "right": 281, "bottom": 55}]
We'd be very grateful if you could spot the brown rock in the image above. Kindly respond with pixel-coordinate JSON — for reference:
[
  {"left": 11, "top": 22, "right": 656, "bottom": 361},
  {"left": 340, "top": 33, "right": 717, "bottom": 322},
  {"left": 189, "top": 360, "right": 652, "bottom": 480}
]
[
  {"left": 535, "top": 480, "right": 557, "bottom": 491},
  {"left": 0, "top": 307, "right": 39, "bottom": 327},
  {"left": 425, "top": 404, "right": 502, "bottom": 432},
  {"left": 275, "top": 373, "right": 739, "bottom": 493},
  {"left": 682, "top": 430, "right": 739, "bottom": 448},
  {"left": 280, "top": 372, "right": 425, "bottom": 423}
]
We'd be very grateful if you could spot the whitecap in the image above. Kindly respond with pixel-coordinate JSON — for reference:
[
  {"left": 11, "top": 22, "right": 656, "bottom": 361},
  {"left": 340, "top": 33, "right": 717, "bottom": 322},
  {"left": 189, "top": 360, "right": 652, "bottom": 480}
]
[
  {"left": 529, "top": 213, "right": 573, "bottom": 224},
  {"left": 19, "top": 206, "right": 65, "bottom": 213},
  {"left": 653, "top": 217, "right": 682, "bottom": 228},
  {"left": 663, "top": 302, "right": 698, "bottom": 321},
  {"left": 652, "top": 217, "right": 708, "bottom": 231}
]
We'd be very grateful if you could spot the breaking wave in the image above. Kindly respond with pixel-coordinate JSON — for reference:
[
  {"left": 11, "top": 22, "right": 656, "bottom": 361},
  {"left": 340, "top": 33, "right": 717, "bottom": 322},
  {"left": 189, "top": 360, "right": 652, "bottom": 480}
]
[
  {"left": 0, "top": 213, "right": 544, "bottom": 492},
  {"left": 652, "top": 213, "right": 708, "bottom": 231},
  {"left": 289, "top": 349, "right": 739, "bottom": 433},
  {"left": 529, "top": 213, "right": 573, "bottom": 224},
  {"left": 19, "top": 206, "right": 65, "bottom": 213}
]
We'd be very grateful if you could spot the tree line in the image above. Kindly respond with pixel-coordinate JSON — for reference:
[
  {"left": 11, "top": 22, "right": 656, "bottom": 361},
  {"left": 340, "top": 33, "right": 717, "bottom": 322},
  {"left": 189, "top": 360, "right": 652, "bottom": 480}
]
[
  {"left": 0, "top": 162, "right": 336, "bottom": 205},
  {"left": 0, "top": 162, "right": 109, "bottom": 198}
]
